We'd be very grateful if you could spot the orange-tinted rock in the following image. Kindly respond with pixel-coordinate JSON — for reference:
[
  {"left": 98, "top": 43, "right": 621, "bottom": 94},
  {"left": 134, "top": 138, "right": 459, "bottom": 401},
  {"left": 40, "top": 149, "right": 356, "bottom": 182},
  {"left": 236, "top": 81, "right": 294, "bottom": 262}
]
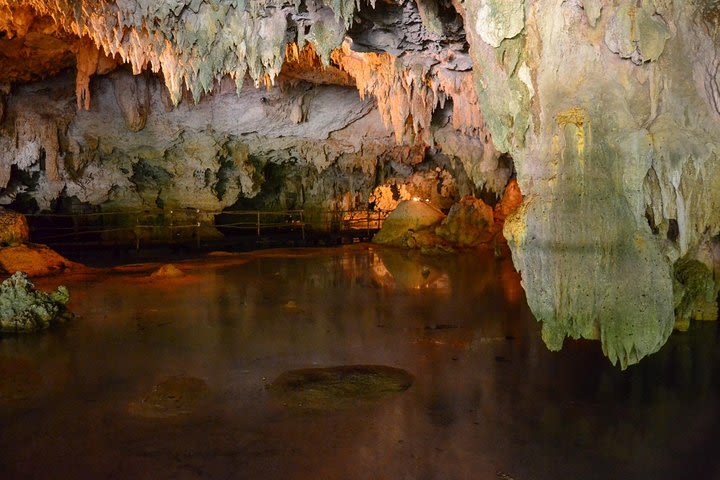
[
  {"left": 0, "top": 244, "right": 79, "bottom": 277},
  {"left": 0, "top": 210, "right": 29, "bottom": 246},
  {"left": 0, "top": 8, "right": 77, "bottom": 84},
  {"left": 436, "top": 196, "right": 494, "bottom": 248},
  {"left": 494, "top": 179, "right": 523, "bottom": 224},
  {"left": 150, "top": 264, "right": 185, "bottom": 278}
]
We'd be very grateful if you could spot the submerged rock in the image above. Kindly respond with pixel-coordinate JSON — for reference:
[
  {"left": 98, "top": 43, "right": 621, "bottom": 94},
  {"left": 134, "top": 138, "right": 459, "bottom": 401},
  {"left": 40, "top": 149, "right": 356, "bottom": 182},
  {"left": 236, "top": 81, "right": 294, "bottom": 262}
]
[
  {"left": 0, "top": 272, "right": 70, "bottom": 333},
  {"left": 128, "top": 375, "right": 208, "bottom": 418},
  {"left": 0, "top": 244, "right": 79, "bottom": 277},
  {"left": 268, "top": 365, "right": 414, "bottom": 409},
  {"left": 0, "top": 209, "right": 29, "bottom": 246}
]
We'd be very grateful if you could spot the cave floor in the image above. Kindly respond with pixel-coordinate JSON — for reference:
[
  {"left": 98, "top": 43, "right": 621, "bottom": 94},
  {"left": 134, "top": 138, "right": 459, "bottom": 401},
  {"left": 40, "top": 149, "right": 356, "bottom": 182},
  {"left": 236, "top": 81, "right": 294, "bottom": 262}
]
[{"left": 0, "top": 245, "right": 718, "bottom": 480}]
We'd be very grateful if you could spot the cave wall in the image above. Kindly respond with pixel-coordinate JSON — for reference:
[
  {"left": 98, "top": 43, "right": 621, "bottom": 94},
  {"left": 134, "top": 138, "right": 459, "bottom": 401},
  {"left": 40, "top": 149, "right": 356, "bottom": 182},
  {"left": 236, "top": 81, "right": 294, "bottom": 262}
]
[
  {"left": 456, "top": 0, "right": 720, "bottom": 368},
  {"left": 0, "top": 68, "right": 508, "bottom": 225},
  {"left": 0, "top": 0, "right": 513, "bottom": 223}
]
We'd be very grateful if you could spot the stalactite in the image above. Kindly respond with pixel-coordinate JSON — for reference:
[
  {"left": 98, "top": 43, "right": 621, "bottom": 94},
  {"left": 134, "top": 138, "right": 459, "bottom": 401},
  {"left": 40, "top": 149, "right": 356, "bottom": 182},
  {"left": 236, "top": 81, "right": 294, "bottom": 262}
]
[
  {"left": 74, "top": 36, "right": 100, "bottom": 111},
  {"left": 0, "top": 0, "right": 360, "bottom": 107},
  {"left": 331, "top": 43, "right": 484, "bottom": 144}
]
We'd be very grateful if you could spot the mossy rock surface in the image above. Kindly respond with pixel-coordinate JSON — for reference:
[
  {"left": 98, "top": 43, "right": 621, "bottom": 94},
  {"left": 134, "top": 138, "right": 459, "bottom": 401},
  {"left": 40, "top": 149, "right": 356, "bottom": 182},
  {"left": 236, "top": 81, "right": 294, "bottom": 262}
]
[
  {"left": 0, "top": 272, "right": 70, "bottom": 333},
  {"left": 268, "top": 365, "right": 414, "bottom": 409}
]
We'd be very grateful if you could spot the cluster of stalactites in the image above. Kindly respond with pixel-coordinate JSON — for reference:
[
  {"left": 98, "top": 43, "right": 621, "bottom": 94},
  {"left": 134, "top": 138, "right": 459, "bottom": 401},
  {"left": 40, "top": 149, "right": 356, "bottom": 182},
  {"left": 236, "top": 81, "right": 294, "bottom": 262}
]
[
  {"left": 331, "top": 43, "right": 484, "bottom": 144},
  {"left": 0, "top": 0, "right": 363, "bottom": 107}
]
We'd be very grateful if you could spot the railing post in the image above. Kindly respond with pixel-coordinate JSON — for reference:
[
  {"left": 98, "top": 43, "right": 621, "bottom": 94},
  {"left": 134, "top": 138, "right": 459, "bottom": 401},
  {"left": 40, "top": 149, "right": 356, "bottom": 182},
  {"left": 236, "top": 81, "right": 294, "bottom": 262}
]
[
  {"left": 168, "top": 209, "right": 174, "bottom": 245},
  {"left": 300, "top": 210, "right": 305, "bottom": 241},
  {"left": 196, "top": 209, "right": 201, "bottom": 248},
  {"left": 257, "top": 211, "right": 261, "bottom": 237},
  {"left": 134, "top": 218, "right": 140, "bottom": 251}
]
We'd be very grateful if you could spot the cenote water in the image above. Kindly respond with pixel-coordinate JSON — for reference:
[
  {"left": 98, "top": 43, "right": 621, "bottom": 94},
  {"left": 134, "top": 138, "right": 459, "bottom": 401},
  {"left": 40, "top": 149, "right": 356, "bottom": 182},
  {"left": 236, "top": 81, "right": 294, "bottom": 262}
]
[{"left": 0, "top": 245, "right": 718, "bottom": 479}]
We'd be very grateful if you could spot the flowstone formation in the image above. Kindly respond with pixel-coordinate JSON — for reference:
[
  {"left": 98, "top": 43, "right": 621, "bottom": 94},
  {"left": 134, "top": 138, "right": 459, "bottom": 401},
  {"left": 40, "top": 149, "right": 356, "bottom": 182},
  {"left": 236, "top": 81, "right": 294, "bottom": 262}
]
[
  {"left": 0, "top": 272, "right": 70, "bottom": 333},
  {"left": 460, "top": 0, "right": 720, "bottom": 367}
]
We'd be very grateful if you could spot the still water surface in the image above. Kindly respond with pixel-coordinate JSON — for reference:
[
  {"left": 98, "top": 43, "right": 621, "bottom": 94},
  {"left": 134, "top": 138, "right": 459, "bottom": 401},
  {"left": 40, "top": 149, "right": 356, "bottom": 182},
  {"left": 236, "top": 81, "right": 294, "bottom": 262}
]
[{"left": 0, "top": 245, "right": 718, "bottom": 479}]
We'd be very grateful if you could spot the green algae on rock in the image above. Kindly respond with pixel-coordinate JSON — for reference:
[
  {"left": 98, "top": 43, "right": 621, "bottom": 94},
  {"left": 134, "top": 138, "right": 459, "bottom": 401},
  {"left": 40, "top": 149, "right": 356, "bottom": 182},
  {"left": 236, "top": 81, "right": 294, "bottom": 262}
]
[
  {"left": 0, "top": 272, "right": 70, "bottom": 333},
  {"left": 268, "top": 365, "right": 414, "bottom": 409}
]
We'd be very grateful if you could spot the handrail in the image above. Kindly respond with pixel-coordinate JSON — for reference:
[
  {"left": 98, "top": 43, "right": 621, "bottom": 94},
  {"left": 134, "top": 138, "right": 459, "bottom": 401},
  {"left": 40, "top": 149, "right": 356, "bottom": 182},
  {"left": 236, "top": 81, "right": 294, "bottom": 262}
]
[
  {"left": 25, "top": 208, "right": 388, "bottom": 249},
  {"left": 24, "top": 208, "right": 307, "bottom": 218}
]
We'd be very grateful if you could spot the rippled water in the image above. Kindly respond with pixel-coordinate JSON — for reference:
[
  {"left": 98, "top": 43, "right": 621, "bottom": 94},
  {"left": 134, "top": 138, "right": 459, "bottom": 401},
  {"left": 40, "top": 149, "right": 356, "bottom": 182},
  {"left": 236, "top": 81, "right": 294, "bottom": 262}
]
[{"left": 0, "top": 245, "right": 718, "bottom": 479}]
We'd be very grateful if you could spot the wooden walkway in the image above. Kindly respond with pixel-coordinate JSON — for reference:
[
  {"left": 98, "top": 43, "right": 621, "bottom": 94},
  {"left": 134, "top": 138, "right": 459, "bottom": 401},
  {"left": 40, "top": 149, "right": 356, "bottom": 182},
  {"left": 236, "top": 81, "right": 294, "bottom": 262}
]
[{"left": 25, "top": 208, "right": 389, "bottom": 250}]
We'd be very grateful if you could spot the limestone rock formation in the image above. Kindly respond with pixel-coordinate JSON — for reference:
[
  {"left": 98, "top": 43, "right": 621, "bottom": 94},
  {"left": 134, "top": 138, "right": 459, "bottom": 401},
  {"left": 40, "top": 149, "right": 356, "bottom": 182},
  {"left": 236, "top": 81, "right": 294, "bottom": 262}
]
[
  {"left": 0, "top": 272, "right": 70, "bottom": 333},
  {"left": 673, "top": 257, "right": 719, "bottom": 331},
  {"left": 436, "top": 195, "right": 494, "bottom": 248},
  {"left": 493, "top": 178, "right": 522, "bottom": 224},
  {"left": 461, "top": 0, "right": 720, "bottom": 367},
  {"left": 1, "top": 0, "right": 719, "bottom": 366},
  {"left": 111, "top": 70, "right": 151, "bottom": 132},
  {"left": 373, "top": 199, "right": 445, "bottom": 247}
]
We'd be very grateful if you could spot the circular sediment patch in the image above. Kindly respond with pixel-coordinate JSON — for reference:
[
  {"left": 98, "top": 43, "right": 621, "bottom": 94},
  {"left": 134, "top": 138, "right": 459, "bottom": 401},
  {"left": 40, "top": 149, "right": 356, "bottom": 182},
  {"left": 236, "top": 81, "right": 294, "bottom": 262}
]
[
  {"left": 128, "top": 375, "right": 208, "bottom": 418},
  {"left": 268, "top": 365, "right": 414, "bottom": 409}
]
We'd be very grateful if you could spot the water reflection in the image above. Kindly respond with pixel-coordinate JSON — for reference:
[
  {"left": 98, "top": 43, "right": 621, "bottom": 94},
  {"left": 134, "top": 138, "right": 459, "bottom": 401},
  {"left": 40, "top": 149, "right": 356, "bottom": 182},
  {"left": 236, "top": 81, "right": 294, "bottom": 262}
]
[
  {"left": 0, "top": 245, "right": 717, "bottom": 479},
  {"left": 368, "top": 248, "right": 451, "bottom": 292}
]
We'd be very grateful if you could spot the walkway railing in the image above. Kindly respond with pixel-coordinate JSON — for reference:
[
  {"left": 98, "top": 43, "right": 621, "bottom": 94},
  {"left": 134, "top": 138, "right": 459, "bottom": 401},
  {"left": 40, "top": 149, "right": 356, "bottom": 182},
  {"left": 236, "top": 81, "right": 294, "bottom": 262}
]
[
  {"left": 322, "top": 209, "right": 390, "bottom": 235},
  {"left": 216, "top": 210, "right": 305, "bottom": 238},
  {"left": 25, "top": 207, "right": 388, "bottom": 249}
]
